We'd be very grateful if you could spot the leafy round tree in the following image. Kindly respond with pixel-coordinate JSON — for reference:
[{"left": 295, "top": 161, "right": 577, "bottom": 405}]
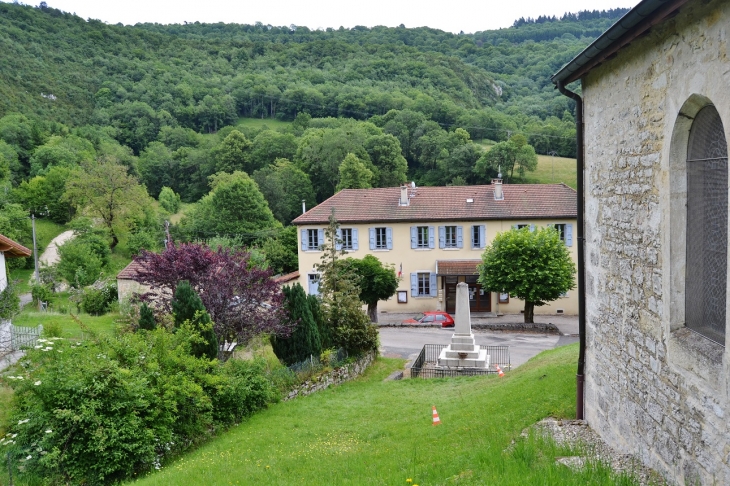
[
  {"left": 346, "top": 255, "right": 398, "bottom": 323},
  {"left": 478, "top": 226, "right": 576, "bottom": 323},
  {"left": 271, "top": 283, "right": 321, "bottom": 365}
]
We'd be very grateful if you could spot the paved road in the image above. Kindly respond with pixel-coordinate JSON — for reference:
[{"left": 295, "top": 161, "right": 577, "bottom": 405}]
[{"left": 378, "top": 326, "right": 578, "bottom": 370}]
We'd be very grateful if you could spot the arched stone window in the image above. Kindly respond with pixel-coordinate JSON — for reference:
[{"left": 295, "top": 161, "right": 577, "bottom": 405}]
[{"left": 685, "top": 105, "right": 728, "bottom": 344}]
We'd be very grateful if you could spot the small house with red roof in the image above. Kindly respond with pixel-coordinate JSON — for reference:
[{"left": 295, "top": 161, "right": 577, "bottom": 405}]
[
  {"left": 292, "top": 181, "right": 578, "bottom": 315},
  {"left": 0, "top": 234, "right": 32, "bottom": 293}
]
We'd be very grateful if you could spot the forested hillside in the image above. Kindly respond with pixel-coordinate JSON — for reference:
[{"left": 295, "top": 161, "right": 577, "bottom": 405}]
[{"left": 0, "top": 2, "right": 625, "bottom": 269}]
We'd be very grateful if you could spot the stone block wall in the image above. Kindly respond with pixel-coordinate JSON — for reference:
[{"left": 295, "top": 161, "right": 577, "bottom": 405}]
[
  {"left": 582, "top": 0, "right": 730, "bottom": 484},
  {"left": 284, "top": 351, "right": 376, "bottom": 401}
]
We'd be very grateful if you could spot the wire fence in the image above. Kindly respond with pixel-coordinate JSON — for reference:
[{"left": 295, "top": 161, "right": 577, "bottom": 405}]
[
  {"left": 288, "top": 348, "right": 348, "bottom": 374},
  {"left": 410, "top": 344, "right": 510, "bottom": 378}
]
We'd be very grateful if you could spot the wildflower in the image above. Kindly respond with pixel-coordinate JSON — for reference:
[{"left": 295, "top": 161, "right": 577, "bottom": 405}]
[
  {"left": 17, "top": 419, "right": 29, "bottom": 425},
  {"left": 34, "top": 345, "right": 42, "bottom": 349},
  {"left": 34, "top": 380, "right": 41, "bottom": 386},
  {"left": 11, "top": 434, "right": 17, "bottom": 438},
  {"left": 26, "top": 455, "right": 32, "bottom": 460},
  {"left": 45, "top": 429, "right": 52, "bottom": 434},
  {"left": 57, "top": 350, "right": 63, "bottom": 353},
  {"left": 407, "top": 480, "right": 413, "bottom": 484},
  {"left": 266, "top": 465, "right": 270, "bottom": 469}
]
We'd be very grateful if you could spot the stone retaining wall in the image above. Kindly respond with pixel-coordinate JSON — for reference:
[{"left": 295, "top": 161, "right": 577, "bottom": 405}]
[{"left": 284, "top": 351, "right": 376, "bottom": 401}]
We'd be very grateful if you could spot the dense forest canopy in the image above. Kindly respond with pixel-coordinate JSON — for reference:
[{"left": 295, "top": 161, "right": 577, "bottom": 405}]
[{"left": 0, "top": 2, "right": 625, "bottom": 265}]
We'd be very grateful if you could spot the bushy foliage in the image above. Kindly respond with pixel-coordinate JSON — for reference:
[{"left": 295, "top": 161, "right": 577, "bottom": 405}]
[
  {"left": 0, "top": 283, "right": 20, "bottom": 319},
  {"left": 80, "top": 282, "right": 118, "bottom": 315},
  {"left": 57, "top": 229, "right": 111, "bottom": 287},
  {"left": 158, "top": 186, "right": 181, "bottom": 213},
  {"left": 138, "top": 302, "right": 156, "bottom": 330},
  {"left": 271, "top": 283, "right": 322, "bottom": 365},
  {"left": 30, "top": 283, "right": 53, "bottom": 307},
  {"left": 316, "top": 213, "right": 378, "bottom": 355},
  {"left": 479, "top": 226, "right": 576, "bottom": 323},
  {"left": 1, "top": 329, "right": 275, "bottom": 484},
  {"left": 171, "top": 281, "right": 218, "bottom": 360}
]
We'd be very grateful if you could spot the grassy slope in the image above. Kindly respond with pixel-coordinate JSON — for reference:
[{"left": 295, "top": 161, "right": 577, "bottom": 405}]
[
  {"left": 132, "top": 344, "right": 637, "bottom": 485},
  {"left": 523, "top": 154, "right": 578, "bottom": 189}
]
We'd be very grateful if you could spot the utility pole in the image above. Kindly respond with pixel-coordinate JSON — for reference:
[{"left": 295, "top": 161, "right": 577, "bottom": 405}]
[
  {"left": 164, "top": 220, "right": 171, "bottom": 249},
  {"left": 31, "top": 214, "right": 39, "bottom": 283}
]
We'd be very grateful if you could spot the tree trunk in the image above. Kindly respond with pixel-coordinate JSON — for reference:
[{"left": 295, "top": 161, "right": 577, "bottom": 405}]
[
  {"left": 367, "top": 302, "right": 378, "bottom": 323},
  {"left": 524, "top": 301, "right": 534, "bottom": 323}
]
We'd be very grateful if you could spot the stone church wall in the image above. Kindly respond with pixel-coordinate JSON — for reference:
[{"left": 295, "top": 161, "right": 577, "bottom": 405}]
[{"left": 581, "top": 0, "right": 730, "bottom": 484}]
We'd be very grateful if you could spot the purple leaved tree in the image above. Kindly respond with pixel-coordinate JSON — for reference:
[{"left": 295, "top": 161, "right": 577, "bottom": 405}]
[{"left": 134, "top": 243, "right": 291, "bottom": 344}]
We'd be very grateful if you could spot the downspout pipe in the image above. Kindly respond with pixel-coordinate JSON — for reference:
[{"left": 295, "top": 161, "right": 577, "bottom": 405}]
[{"left": 556, "top": 80, "right": 586, "bottom": 421}]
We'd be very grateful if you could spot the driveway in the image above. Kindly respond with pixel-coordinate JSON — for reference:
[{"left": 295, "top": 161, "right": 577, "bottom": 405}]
[{"left": 378, "top": 313, "right": 579, "bottom": 369}]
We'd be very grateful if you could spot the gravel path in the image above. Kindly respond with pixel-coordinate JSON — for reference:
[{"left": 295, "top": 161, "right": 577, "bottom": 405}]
[{"left": 39, "top": 230, "right": 75, "bottom": 266}]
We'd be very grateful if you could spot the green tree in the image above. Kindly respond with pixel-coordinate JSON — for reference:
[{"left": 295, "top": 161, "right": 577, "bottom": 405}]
[
  {"left": 259, "top": 225, "right": 298, "bottom": 275},
  {"left": 138, "top": 302, "right": 156, "bottom": 330},
  {"left": 364, "top": 133, "right": 408, "bottom": 187},
  {"left": 475, "top": 134, "right": 538, "bottom": 184},
  {"left": 158, "top": 186, "right": 181, "bottom": 214},
  {"left": 248, "top": 130, "right": 298, "bottom": 170},
  {"left": 57, "top": 239, "right": 104, "bottom": 287},
  {"left": 316, "top": 211, "right": 378, "bottom": 355},
  {"left": 337, "top": 153, "right": 373, "bottom": 191},
  {"left": 478, "top": 226, "right": 576, "bottom": 323},
  {"left": 270, "top": 283, "right": 322, "bottom": 365},
  {"left": 346, "top": 255, "right": 398, "bottom": 323},
  {"left": 171, "top": 280, "right": 219, "bottom": 360},
  {"left": 180, "top": 171, "right": 279, "bottom": 244},
  {"left": 214, "top": 130, "right": 252, "bottom": 173},
  {"left": 252, "top": 158, "right": 316, "bottom": 225},
  {"left": 12, "top": 166, "right": 75, "bottom": 223},
  {"left": 63, "top": 156, "right": 151, "bottom": 248}
]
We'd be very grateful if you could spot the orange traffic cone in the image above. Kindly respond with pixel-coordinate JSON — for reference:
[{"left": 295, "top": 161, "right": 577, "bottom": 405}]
[
  {"left": 432, "top": 406, "right": 441, "bottom": 426},
  {"left": 495, "top": 364, "right": 505, "bottom": 377}
]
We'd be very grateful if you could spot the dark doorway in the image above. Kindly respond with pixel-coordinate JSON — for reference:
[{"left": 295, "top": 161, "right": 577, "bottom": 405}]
[{"left": 444, "top": 276, "right": 491, "bottom": 313}]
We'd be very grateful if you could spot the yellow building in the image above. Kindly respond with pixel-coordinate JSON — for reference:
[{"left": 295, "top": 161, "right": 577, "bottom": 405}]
[{"left": 292, "top": 181, "right": 578, "bottom": 316}]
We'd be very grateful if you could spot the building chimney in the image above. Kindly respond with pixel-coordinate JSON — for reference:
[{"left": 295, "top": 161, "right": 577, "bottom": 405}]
[
  {"left": 302, "top": 199, "right": 306, "bottom": 214},
  {"left": 492, "top": 178, "right": 504, "bottom": 201},
  {"left": 399, "top": 184, "right": 409, "bottom": 206}
]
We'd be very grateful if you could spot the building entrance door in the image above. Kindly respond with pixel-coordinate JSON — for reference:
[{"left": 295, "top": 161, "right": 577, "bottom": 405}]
[{"left": 466, "top": 276, "right": 491, "bottom": 312}]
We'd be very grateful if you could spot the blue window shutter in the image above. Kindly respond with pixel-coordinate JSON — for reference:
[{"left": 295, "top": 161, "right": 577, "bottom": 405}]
[
  {"left": 386, "top": 227, "right": 393, "bottom": 249},
  {"left": 456, "top": 226, "right": 463, "bottom": 248},
  {"left": 352, "top": 228, "right": 359, "bottom": 250},
  {"left": 318, "top": 229, "right": 325, "bottom": 248},
  {"left": 512, "top": 224, "right": 518, "bottom": 230},
  {"left": 566, "top": 224, "right": 573, "bottom": 247},
  {"left": 410, "top": 226, "right": 417, "bottom": 249},
  {"left": 430, "top": 273, "right": 438, "bottom": 297},
  {"left": 428, "top": 226, "right": 435, "bottom": 248},
  {"left": 301, "top": 229, "right": 308, "bottom": 251},
  {"left": 369, "top": 228, "right": 375, "bottom": 250},
  {"left": 335, "top": 228, "right": 342, "bottom": 251},
  {"left": 479, "top": 225, "right": 486, "bottom": 248},
  {"left": 438, "top": 226, "right": 445, "bottom": 248},
  {"left": 411, "top": 273, "right": 418, "bottom": 297},
  {"left": 529, "top": 224, "right": 535, "bottom": 232}
]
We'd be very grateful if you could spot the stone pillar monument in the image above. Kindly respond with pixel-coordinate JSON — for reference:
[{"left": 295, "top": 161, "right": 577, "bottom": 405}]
[{"left": 436, "top": 282, "right": 489, "bottom": 369}]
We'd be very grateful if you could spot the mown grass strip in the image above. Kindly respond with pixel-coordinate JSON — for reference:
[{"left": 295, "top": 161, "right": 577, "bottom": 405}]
[{"left": 132, "top": 344, "right": 640, "bottom": 485}]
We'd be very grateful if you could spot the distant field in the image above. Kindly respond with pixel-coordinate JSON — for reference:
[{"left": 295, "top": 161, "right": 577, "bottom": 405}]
[
  {"left": 524, "top": 154, "right": 577, "bottom": 189},
  {"left": 236, "top": 117, "right": 292, "bottom": 131}
]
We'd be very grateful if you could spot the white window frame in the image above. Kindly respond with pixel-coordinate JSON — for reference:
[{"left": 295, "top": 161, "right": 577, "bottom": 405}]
[
  {"left": 375, "top": 227, "right": 388, "bottom": 250},
  {"left": 416, "top": 226, "right": 429, "bottom": 248}
]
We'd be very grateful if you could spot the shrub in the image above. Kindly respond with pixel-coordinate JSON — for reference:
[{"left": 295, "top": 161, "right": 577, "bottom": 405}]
[
  {"left": 127, "top": 230, "right": 159, "bottom": 255},
  {"left": 2, "top": 327, "right": 275, "bottom": 485},
  {"left": 172, "top": 281, "right": 218, "bottom": 360},
  {"left": 271, "top": 283, "right": 321, "bottom": 365},
  {"left": 58, "top": 241, "right": 103, "bottom": 287},
  {"left": 158, "top": 186, "right": 181, "bottom": 214},
  {"left": 41, "top": 321, "right": 63, "bottom": 338},
  {"left": 30, "top": 283, "right": 53, "bottom": 306},
  {"left": 80, "top": 282, "right": 118, "bottom": 315},
  {"left": 138, "top": 302, "right": 156, "bottom": 330},
  {"left": 0, "top": 283, "right": 20, "bottom": 319}
]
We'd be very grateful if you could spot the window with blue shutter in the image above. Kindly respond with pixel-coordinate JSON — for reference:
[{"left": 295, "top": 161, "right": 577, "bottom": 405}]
[
  {"left": 318, "top": 229, "right": 325, "bottom": 248},
  {"left": 565, "top": 224, "right": 573, "bottom": 247},
  {"left": 456, "top": 226, "right": 463, "bottom": 248},
  {"left": 471, "top": 225, "right": 485, "bottom": 248},
  {"left": 411, "top": 226, "right": 417, "bottom": 249},
  {"left": 529, "top": 224, "right": 535, "bottom": 232},
  {"left": 430, "top": 273, "right": 438, "bottom": 297},
  {"left": 335, "top": 228, "right": 342, "bottom": 251},
  {"left": 428, "top": 226, "right": 435, "bottom": 248},
  {"left": 369, "top": 228, "right": 376, "bottom": 250},
  {"left": 438, "top": 226, "right": 445, "bottom": 248},
  {"left": 352, "top": 228, "right": 359, "bottom": 250},
  {"left": 301, "top": 229, "right": 308, "bottom": 251},
  {"left": 410, "top": 273, "right": 418, "bottom": 297},
  {"left": 386, "top": 227, "right": 393, "bottom": 249}
]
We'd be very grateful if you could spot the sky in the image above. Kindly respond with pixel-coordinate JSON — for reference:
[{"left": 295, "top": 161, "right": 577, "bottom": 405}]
[{"left": 29, "top": 0, "right": 638, "bottom": 34}]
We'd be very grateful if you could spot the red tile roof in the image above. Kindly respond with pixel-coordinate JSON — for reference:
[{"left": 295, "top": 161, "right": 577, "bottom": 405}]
[
  {"left": 437, "top": 260, "right": 482, "bottom": 276},
  {"left": 0, "top": 234, "right": 32, "bottom": 258},
  {"left": 273, "top": 271, "right": 300, "bottom": 284},
  {"left": 292, "top": 184, "right": 577, "bottom": 225},
  {"left": 117, "top": 259, "right": 147, "bottom": 281}
]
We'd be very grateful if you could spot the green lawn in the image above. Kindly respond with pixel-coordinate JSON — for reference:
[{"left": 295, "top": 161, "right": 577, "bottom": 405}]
[
  {"left": 131, "top": 344, "right": 640, "bottom": 485},
  {"left": 523, "top": 154, "right": 578, "bottom": 189},
  {"left": 235, "top": 117, "right": 292, "bottom": 131}
]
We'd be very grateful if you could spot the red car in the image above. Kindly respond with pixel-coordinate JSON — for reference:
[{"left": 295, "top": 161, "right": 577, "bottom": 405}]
[{"left": 402, "top": 311, "right": 455, "bottom": 327}]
